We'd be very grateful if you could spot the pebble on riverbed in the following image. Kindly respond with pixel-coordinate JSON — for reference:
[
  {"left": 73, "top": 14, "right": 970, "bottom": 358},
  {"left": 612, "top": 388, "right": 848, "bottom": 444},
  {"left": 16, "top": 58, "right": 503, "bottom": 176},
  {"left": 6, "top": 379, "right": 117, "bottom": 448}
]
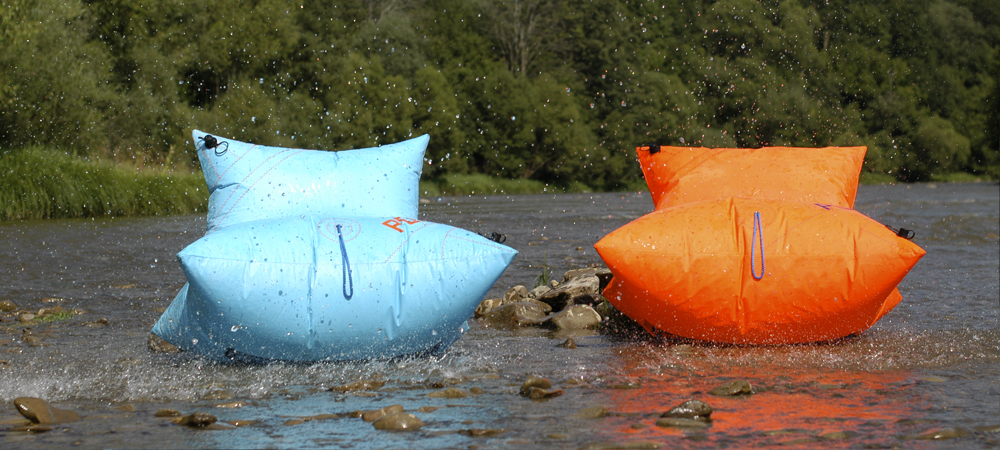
[
  {"left": 173, "top": 412, "right": 218, "bottom": 428},
  {"left": 519, "top": 376, "right": 552, "bottom": 396},
  {"left": 361, "top": 404, "right": 404, "bottom": 422}
]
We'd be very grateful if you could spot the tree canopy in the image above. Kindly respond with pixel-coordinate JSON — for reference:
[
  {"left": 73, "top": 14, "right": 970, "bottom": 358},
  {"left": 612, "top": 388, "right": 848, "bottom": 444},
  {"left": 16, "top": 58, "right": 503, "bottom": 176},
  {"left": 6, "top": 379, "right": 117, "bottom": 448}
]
[{"left": 1, "top": 0, "right": 996, "bottom": 185}]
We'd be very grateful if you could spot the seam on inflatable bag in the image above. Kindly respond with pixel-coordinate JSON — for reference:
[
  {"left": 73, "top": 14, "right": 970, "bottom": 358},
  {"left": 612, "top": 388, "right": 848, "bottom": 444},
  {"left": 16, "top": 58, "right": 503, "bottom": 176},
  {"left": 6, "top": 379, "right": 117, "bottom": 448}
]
[
  {"left": 213, "top": 149, "right": 305, "bottom": 231},
  {"left": 383, "top": 223, "right": 431, "bottom": 262}
]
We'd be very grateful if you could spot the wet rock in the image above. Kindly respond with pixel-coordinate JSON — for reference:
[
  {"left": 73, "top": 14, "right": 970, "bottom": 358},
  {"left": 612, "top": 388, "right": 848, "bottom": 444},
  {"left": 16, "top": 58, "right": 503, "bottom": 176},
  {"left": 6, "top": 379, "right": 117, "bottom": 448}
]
[
  {"left": 558, "top": 338, "right": 577, "bottom": 349},
  {"left": 14, "top": 397, "right": 80, "bottom": 424},
  {"left": 474, "top": 298, "right": 503, "bottom": 319},
  {"left": 549, "top": 280, "right": 560, "bottom": 288},
  {"left": 528, "top": 387, "right": 564, "bottom": 400},
  {"left": 523, "top": 297, "right": 553, "bottom": 314},
  {"left": 372, "top": 412, "right": 423, "bottom": 431},
  {"left": 469, "top": 387, "right": 484, "bottom": 395},
  {"left": 362, "top": 404, "right": 404, "bottom": 422},
  {"left": 527, "top": 285, "right": 551, "bottom": 299},
  {"left": 655, "top": 417, "right": 709, "bottom": 429},
  {"left": 504, "top": 286, "right": 529, "bottom": 303},
  {"left": 174, "top": 412, "right": 217, "bottom": 428},
  {"left": 284, "top": 419, "right": 305, "bottom": 426},
  {"left": 228, "top": 420, "right": 257, "bottom": 427},
  {"left": 0, "top": 300, "right": 18, "bottom": 312},
  {"left": 23, "top": 336, "right": 42, "bottom": 346},
  {"left": 576, "top": 406, "right": 608, "bottom": 419},
  {"left": 662, "top": 400, "right": 712, "bottom": 421},
  {"left": 147, "top": 334, "right": 180, "bottom": 354},
  {"left": 974, "top": 425, "right": 1000, "bottom": 433},
  {"left": 115, "top": 404, "right": 136, "bottom": 412},
  {"left": 418, "top": 406, "right": 440, "bottom": 413},
  {"left": 563, "top": 268, "right": 605, "bottom": 282},
  {"left": 202, "top": 390, "right": 233, "bottom": 400},
  {"left": 548, "top": 305, "right": 602, "bottom": 331},
  {"left": 538, "top": 276, "right": 600, "bottom": 311},
  {"left": 481, "top": 302, "right": 548, "bottom": 328},
  {"left": 331, "top": 380, "right": 384, "bottom": 392},
  {"left": 71, "top": 308, "right": 85, "bottom": 316},
  {"left": 427, "top": 388, "right": 468, "bottom": 398},
  {"left": 708, "top": 380, "right": 753, "bottom": 396},
  {"left": 460, "top": 428, "right": 507, "bottom": 437},
  {"left": 912, "top": 427, "right": 969, "bottom": 440},
  {"left": 520, "top": 376, "right": 552, "bottom": 396},
  {"left": 155, "top": 409, "right": 182, "bottom": 417},
  {"left": 18, "top": 313, "right": 35, "bottom": 324}
]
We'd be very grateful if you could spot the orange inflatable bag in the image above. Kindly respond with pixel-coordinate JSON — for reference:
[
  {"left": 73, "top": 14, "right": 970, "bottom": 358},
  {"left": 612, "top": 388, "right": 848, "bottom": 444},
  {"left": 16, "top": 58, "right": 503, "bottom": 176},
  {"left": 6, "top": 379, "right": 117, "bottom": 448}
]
[
  {"left": 595, "top": 198, "right": 925, "bottom": 344},
  {"left": 637, "top": 145, "right": 866, "bottom": 210}
]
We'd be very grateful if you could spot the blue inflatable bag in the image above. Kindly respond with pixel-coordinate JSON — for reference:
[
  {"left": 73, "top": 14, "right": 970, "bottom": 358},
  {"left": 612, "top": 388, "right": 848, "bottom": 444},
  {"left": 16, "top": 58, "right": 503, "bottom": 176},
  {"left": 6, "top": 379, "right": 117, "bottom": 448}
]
[
  {"left": 151, "top": 215, "right": 517, "bottom": 362},
  {"left": 192, "top": 130, "right": 428, "bottom": 232}
]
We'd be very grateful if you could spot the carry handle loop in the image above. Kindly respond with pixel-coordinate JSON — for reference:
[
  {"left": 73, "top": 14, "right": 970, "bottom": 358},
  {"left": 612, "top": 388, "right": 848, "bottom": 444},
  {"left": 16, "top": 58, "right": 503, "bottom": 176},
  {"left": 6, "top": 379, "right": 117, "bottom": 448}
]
[
  {"left": 751, "top": 211, "right": 765, "bottom": 280},
  {"left": 884, "top": 224, "right": 916, "bottom": 240},
  {"left": 480, "top": 232, "right": 507, "bottom": 243},
  {"left": 198, "top": 134, "right": 229, "bottom": 156},
  {"left": 336, "top": 224, "right": 354, "bottom": 300}
]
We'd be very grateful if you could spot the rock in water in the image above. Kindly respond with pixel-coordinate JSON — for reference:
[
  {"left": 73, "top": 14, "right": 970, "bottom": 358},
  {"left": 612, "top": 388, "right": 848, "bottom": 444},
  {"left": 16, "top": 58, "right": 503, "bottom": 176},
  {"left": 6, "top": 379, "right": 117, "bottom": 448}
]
[
  {"left": 372, "top": 412, "right": 423, "bottom": 431},
  {"left": 520, "top": 377, "right": 552, "bottom": 396},
  {"left": 14, "top": 398, "right": 80, "bottom": 424},
  {"left": 174, "top": 412, "right": 217, "bottom": 427},
  {"left": 481, "top": 302, "right": 548, "bottom": 328},
  {"left": 549, "top": 305, "right": 602, "bottom": 331},
  {"left": 504, "top": 285, "right": 529, "bottom": 303},
  {"left": 538, "top": 276, "right": 600, "bottom": 311},
  {"left": 662, "top": 400, "right": 713, "bottom": 421},
  {"left": 708, "top": 380, "right": 753, "bottom": 396}
]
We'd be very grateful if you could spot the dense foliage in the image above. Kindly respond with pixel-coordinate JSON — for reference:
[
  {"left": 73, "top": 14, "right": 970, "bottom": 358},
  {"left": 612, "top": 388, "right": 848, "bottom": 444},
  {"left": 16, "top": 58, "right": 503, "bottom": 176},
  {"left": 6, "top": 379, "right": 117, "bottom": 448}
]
[{"left": 1, "top": 0, "right": 997, "bottom": 188}]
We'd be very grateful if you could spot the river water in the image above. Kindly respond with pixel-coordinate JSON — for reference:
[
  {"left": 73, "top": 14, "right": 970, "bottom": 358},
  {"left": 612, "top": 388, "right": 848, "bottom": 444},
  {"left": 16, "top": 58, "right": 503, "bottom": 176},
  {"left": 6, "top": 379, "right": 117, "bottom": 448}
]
[{"left": 0, "top": 183, "right": 997, "bottom": 449}]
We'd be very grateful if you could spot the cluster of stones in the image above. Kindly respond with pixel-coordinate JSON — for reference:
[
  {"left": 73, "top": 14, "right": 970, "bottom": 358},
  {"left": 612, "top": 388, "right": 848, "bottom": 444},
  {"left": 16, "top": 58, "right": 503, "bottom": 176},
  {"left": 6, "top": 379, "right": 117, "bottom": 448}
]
[
  {"left": 475, "top": 268, "right": 614, "bottom": 332},
  {"left": 0, "top": 299, "right": 85, "bottom": 326}
]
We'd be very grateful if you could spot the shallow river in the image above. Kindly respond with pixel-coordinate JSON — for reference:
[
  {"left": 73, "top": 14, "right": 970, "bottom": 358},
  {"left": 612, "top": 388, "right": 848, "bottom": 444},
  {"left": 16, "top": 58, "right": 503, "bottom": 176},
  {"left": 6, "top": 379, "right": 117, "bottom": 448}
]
[{"left": 0, "top": 183, "right": 997, "bottom": 449}]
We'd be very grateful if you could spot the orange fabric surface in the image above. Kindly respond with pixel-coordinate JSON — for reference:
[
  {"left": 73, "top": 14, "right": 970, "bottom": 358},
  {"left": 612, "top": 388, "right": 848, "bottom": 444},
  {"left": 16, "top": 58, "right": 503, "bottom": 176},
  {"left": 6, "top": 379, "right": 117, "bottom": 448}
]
[
  {"left": 637, "top": 145, "right": 866, "bottom": 210},
  {"left": 595, "top": 198, "right": 925, "bottom": 344}
]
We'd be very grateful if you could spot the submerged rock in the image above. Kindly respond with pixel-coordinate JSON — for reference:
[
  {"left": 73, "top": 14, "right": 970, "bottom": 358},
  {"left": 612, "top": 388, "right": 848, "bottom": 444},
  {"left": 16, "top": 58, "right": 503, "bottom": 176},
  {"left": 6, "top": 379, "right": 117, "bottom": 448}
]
[
  {"left": 528, "top": 387, "right": 564, "bottom": 400},
  {"left": 662, "top": 400, "right": 713, "bottom": 421},
  {"left": 655, "top": 417, "right": 709, "bottom": 429},
  {"left": 147, "top": 334, "right": 180, "bottom": 354},
  {"left": 362, "top": 404, "right": 404, "bottom": 422},
  {"left": 174, "top": 412, "right": 217, "bottom": 428},
  {"left": 155, "top": 409, "right": 182, "bottom": 417},
  {"left": 912, "top": 427, "right": 970, "bottom": 440},
  {"left": 708, "top": 380, "right": 753, "bottom": 396},
  {"left": 0, "top": 300, "right": 18, "bottom": 312},
  {"left": 372, "top": 412, "right": 423, "bottom": 431},
  {"left": 14, "top": 397, "right": 80, "bottom": 424},
  {"left": 460, "top": 428, "right": 507, "bottom": 437},
  {"left": 558, "top": 338, "right": 577, "bottom": 349},
  {"left": 519, "top": 376, "right": 552, "bottom": 396},
  {"left": 427, "top": 388, "right": 468, "bottom": 398},
  {"left": 331, "top": 380, "right": 384, "bottom": 392},
  {"left": 576, "top": 406, "right": 609, "bottom": 419}
]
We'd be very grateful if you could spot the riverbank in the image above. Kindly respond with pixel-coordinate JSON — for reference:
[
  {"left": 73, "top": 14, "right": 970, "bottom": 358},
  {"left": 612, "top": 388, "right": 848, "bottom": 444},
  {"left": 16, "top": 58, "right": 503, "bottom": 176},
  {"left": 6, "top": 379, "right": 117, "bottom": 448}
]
[
  {"left": 2, "top": 148, "right": 993, "bottom": 221},
  {"left": 0, "top": 148, "right": 206, "bottom": 220}
]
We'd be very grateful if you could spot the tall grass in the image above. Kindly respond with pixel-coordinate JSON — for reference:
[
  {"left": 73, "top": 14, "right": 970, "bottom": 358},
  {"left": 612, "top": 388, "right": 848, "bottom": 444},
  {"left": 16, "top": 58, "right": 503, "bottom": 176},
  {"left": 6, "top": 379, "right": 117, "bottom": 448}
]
[
  {"left": 419, "top": 173, "right": 606, "bottom": 197},
  {"left": 1, "top": 147, "right": 207, "bottom": 220}
]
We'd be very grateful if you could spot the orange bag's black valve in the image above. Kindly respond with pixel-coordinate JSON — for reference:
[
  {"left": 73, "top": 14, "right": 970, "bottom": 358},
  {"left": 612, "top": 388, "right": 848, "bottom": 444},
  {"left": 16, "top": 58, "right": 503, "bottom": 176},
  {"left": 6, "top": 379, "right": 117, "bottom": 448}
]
[
  {"left": 199, "top": 134, "right": 229, "bottom": 156},
  {"left": 481, "top": 232, "right": 506, "bottom": 244},
  {"left": 643, "top": 143, "right": 660, "bottom": 155},
  {"left": 885, "top": 225, "right": 915, "bottom": 240}
]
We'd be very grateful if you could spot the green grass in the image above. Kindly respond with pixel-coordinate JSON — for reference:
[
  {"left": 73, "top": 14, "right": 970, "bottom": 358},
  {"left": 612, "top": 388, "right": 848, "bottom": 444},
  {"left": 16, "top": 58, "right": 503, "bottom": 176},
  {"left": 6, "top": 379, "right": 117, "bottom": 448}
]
[
  {"left": 930, "top": 172, "right": 991, "bottom": 182},
  {"left": 1, "top": 147, "right": 207, "bottom": 220},
  {"left": 419, "top": 173, "right": 600, "bottom": 197}
]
